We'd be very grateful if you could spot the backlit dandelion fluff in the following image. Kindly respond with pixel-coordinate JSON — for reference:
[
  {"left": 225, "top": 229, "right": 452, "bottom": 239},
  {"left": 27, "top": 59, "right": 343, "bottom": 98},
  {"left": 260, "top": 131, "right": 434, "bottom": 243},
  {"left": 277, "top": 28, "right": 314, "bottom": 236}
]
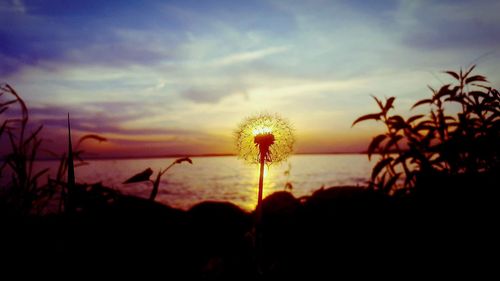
[
  {"left": 236, "top": 113, "right": 295, "bottom": 165},
  {"left": 235, "top": 113, "right": 295, "bottom": 214}
]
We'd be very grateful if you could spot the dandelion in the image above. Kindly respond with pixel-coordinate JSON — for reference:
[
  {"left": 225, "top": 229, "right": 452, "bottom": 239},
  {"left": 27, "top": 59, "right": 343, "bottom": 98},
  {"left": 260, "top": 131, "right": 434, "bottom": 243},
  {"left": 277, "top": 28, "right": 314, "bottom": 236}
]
[{"left": 235, "top": 113, "right": 295, "bottom": 213}]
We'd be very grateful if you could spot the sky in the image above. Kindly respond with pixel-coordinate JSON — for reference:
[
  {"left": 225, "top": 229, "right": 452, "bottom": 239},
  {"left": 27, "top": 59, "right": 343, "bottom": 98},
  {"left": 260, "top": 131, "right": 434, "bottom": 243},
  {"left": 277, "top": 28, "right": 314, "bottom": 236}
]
[{"left": 1, "top": 0, "right": 500, "bottom": 157}]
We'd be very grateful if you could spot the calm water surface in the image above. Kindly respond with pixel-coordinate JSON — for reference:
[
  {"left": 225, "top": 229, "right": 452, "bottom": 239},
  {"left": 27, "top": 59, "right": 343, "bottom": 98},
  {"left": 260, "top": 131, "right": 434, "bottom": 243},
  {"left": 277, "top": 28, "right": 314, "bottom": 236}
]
[{"left": 34, "top": 154, "right": 373, "bottom": 211}]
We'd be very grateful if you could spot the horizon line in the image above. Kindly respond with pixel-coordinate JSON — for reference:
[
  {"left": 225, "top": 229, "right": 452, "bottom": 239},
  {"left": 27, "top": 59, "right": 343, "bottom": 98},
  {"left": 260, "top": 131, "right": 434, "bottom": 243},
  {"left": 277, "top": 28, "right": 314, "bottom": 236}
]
[{"left": 34, "top": 151, "right": 367, "bottom": 161}]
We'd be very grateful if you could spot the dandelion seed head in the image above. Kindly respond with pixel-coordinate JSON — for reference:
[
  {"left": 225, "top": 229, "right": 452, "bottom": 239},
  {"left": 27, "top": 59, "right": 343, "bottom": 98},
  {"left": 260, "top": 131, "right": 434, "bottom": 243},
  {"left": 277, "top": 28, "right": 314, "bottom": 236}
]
[{"left": 235, "top": 113, "right": 295, "bottom": 164}]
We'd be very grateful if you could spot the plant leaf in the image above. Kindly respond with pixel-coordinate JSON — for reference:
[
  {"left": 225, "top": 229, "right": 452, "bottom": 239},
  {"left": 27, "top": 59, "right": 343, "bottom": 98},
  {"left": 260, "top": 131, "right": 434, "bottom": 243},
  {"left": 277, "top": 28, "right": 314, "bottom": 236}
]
[
  {"left": 384, "top": 135, "right": 403, "bottom": 152},
  {"left": 0, "top": 120, "right": 7, "bottom": 137},
  {"left": 368, "top": 134, "right": 387, "bottom": 160},
  {"left": 472, "top": 84, "right": 491, "bottom": 91},
  {"left": 383, "top": 173, "right": 401, "bottom": 193},
  {"left": 434, "top": 84, "right": 453, "bottom": 101},
  {"left": 5, "top": 84, "right": 28, "bottom": 125},
  {"left": 492, "top": 89, "right": 499, "bottom": 98},
  {"left": 387, "top": 115, "right": 407, "bottom": 130},
  {"left": 463, "top": 64, "right": 476, "bottom": 79},
  {"left": 23, "top": 125, "right": 43, "bottom": 147},
  {"left": 443, "top": 70, "right": 459, "bottom": 80},
  {"left": 149, "top": 171, "right": 162, "bottom": 201},
  {"left": 407, "top": 114, "right": 424, "bottom": 124},
  {"left": 470, "top": 91, "right": 492, "bottom": 102},
  {"left": 412, "top": 99, "right": 433, "bottom": 109},
  {"left": 393, "top": 151, "right": 409, "bottom": 166},
  {"left": 123, "top": 168, "right": 153, "bottom": 184},
  {"left": 0, "top": 99, "right": 17, "bottom": 107},
  {"left": 384, "top": 97, "right": 395, "bottom": 112},
  {"left": 174, "top": 157, "right": 193, "bottom": 164},
  {"left": 371, "top": 157, "right": 393, "bottom": 181},
  {"left": 377, "top": 172, "right": 387, "bottom": 191},
  {"left": 352, "top": 113, "right": 381, "bottom": 127},
  {"left": 372, "top": 95, "right": 384, "bottom": 110},
  {"left": 77, "top": 134, "right": 107, "bottom": 147},
  {"left": 465, "top": 75, "right": 488, "bottom": 85}
]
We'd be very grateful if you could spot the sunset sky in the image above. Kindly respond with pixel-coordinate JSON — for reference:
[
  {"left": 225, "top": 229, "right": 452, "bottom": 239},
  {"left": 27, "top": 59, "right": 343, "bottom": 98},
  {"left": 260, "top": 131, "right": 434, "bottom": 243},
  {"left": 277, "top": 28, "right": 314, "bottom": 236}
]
[{"left": 2, "top": 0, "right": 500, "bottom": 157}]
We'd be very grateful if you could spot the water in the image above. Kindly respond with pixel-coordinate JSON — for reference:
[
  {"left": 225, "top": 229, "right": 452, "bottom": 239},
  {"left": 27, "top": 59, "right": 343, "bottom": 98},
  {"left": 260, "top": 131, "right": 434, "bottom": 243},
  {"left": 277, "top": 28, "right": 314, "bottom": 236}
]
[{"left": 33, "top": 154, "right": 373, "bottom": 211}]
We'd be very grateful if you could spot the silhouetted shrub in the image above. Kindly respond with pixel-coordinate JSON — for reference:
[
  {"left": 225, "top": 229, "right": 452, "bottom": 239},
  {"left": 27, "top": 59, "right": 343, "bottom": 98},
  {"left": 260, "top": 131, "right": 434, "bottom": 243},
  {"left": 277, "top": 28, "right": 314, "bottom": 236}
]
[{"left": 353, "top": 66, "right": 499, "bottom": 194}]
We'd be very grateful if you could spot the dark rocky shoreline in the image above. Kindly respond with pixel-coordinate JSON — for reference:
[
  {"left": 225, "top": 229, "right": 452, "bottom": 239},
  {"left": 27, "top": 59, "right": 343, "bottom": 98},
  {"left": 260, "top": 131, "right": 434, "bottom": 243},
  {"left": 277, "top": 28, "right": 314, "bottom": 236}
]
[{"left": 2, "top": 174, "right": 498, "bottom": 279}]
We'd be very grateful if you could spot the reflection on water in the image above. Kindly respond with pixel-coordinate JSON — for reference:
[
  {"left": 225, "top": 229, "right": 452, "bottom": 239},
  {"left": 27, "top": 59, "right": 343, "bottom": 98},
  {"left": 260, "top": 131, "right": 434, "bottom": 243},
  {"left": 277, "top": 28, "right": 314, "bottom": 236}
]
[{"left": 33, "top": 154, "right": 372, "bottom": 211}]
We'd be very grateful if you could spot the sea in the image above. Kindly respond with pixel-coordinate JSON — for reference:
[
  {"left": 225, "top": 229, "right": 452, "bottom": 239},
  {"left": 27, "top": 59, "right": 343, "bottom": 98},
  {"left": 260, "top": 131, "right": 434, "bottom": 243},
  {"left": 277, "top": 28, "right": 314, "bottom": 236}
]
[{"left": 32, "top": 154, "right": 374, "bottom": 211}]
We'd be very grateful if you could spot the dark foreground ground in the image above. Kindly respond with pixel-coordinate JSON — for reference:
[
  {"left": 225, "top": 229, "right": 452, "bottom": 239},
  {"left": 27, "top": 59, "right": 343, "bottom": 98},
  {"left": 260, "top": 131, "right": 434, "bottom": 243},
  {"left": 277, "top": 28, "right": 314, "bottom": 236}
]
[{"left": 1, "top": 173, "right": 499, "bottom": 279}]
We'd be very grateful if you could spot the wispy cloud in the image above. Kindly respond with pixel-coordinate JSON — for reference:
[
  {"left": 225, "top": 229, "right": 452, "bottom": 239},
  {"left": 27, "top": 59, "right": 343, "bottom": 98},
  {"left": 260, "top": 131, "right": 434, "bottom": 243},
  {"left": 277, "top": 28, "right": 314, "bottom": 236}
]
[{"left": 211, "top": 46, "right": 289, "bottom": 66}]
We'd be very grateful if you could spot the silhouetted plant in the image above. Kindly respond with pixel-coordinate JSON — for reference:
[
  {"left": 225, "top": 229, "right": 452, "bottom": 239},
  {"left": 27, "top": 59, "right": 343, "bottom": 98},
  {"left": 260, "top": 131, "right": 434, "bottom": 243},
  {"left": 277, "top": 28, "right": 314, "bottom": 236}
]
[
  {"left": 0, "top": 84, "right": 48, "bottom": 214},
  {"left": 353, "top": 66, "right": 499, "bottom": 194},
  {"left": 123, "top": 157, "right": 193, "bottom": 201},
  {"left": 51, "top": 125, "right": 107, "bottom": 213},
  {"left": 0, "top": 84, "right": 107, "bottom": 214}
]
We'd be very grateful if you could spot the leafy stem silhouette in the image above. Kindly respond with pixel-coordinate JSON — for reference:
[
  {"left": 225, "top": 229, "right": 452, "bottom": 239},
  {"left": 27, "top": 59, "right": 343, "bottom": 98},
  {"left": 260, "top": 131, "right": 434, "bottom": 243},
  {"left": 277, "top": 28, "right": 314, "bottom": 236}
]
[
  {"left": 123, "top": 157, "right": 193, "bottom": 201},
  {"left": 353, "top": 65, "right": 499, "bottom": 194}
]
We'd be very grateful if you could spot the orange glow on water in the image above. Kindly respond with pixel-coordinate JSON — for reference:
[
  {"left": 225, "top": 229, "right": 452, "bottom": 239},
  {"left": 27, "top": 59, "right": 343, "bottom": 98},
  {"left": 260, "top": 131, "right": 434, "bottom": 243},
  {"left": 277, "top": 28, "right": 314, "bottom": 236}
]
[{"left": 246, "top": 164, "right": 276, "bottom": 206}]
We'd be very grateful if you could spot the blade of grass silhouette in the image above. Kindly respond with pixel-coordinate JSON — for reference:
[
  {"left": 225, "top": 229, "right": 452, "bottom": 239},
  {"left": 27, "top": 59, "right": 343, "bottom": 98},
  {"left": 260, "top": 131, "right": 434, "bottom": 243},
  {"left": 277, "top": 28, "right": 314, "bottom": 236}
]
[
  {"left": 67, "top": 113, "right": 75, "bottom": 213},
  {"left": 5, "top": 84, "right": 28, "bottom": 148}
]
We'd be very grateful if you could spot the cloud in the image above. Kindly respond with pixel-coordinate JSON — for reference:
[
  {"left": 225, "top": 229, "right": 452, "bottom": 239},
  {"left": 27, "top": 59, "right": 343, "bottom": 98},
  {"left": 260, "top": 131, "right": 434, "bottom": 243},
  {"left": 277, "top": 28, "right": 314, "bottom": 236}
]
[
  {"left": 0, "top": 1, "right": 182, "bottom": 75},
  {"left": 181, "top": 84, "right": 248, "bottom": 103},
  {"left": 39, "top": 116, "right": 197, "bottom": 137},
  {"left": 211, "top": 46, "right": 289, "bottom": 66},
  {"left": 27, "top": 102, "right": 182, "bottom": 134}
]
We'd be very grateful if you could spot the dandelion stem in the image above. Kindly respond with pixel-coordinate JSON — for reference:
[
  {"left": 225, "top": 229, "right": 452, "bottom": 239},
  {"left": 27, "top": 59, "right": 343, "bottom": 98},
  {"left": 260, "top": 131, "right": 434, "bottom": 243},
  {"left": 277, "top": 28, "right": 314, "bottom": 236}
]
[
  {"left": 255, "top": 152, "right": 265, "bottom": 274},
  {"left": 257, "top": 152, "right": 265, "bottom": 222}
]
